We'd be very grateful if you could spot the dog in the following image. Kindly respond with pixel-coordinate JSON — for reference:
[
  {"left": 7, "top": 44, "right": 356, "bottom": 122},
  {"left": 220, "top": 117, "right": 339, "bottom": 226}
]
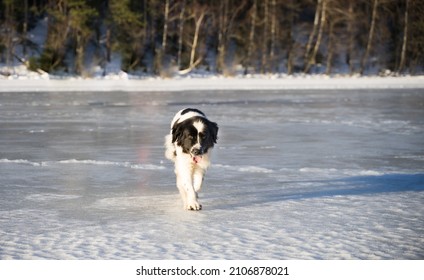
[{"left": 165, "top": 108, "right": 218, "bottom": 210}]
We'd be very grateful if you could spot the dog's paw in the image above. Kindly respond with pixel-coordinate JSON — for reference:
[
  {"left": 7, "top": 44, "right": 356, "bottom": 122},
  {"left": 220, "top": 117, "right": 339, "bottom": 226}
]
[{"left": 186, "top": 201, "right": 202, "bottom": 211}]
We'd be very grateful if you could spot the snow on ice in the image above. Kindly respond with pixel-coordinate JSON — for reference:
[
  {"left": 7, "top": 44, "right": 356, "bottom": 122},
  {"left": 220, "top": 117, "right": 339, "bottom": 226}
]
[{"left": 0, "top": 80, "right": 423, "bottom": 259}]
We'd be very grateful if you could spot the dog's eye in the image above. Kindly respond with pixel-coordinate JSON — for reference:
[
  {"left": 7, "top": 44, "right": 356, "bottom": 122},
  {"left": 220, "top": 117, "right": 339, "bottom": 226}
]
[
  {"left": 199, "top": 133, "right": 205, "bottom": 139},
  {"left": 188, "top": 135, "right": 194, "bottom": 140}
]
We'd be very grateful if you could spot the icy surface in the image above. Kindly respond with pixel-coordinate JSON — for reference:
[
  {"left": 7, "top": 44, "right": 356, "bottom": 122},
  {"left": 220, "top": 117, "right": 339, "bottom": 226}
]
[{"left": 0, "top": 89, "right": 423, "bottom": 259}]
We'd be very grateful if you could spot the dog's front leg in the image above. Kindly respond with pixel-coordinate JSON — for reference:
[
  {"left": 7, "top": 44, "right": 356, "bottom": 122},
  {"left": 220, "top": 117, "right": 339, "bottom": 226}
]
[
  {"left": 175, "top": 162, "right": 202, "bottom": 211},
  {"left": 193, "top": 168, "right": 205, "bottom": 193},
  {"left": 176, "top": 175, "right": 188, "bottom": 208}
]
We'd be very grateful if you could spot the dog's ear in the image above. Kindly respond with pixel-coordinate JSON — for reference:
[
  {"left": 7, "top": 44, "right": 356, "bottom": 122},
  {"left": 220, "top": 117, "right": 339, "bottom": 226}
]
[
  {"left": 208, "top": 121, "right": 218, "bottom": 144},
  {"left": 172, "top": 122, "right": 183, "bottom": 144}
]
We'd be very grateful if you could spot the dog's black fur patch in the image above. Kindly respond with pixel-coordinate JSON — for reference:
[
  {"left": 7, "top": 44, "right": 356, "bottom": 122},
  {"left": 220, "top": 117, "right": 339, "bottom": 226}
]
[
  {"left": 181, "top": 108, "right": 206, "bottom": 116},
  {"left": 172, "top": 116, "right": 218, "bottom": 155}
]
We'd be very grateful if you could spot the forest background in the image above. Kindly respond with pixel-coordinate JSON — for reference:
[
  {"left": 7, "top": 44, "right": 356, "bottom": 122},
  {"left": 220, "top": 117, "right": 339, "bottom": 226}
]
[{"left": 0, "top": 0, "right": 423, "bottom": 78}]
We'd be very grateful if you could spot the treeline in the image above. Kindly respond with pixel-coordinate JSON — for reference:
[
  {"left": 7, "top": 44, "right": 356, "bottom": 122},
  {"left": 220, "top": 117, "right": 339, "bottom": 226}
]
[{"left": 0, "top": 0, "right": 423, "bottom": 77}]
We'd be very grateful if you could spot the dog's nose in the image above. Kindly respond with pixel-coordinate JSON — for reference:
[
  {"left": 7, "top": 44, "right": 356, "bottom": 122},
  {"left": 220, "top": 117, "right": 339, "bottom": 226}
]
[{"left": 192, "top": 148, "right": 203, "bottom": 156}]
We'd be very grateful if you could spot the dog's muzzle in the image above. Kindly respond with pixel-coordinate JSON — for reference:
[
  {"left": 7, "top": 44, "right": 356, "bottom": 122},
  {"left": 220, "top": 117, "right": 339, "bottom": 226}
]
[
  {"left": 191, "top": 147, "right": 204, "bottom": 164},
  {"left": 191, "top": 147, "right": 204, "bottom": 156}
]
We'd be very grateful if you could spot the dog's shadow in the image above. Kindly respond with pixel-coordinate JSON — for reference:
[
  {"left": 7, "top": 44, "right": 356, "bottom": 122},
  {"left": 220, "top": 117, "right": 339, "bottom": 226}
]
[{"left": 205, "top": 173, "right": 424, "bottom": 211}]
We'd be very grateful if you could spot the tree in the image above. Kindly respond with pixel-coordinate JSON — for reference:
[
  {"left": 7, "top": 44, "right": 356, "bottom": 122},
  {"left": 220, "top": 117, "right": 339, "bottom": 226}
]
[
  {"left": 22, "top": 0, "right": 29, "bottom": 56},
  {"left": 304, "top": 0, "right": 323, "bottom": 69},
  {"left": 38, "top": 0, "right": 70, "bottom": 72},
  {"left": 269, "top": 0, "right": 277, "bottom": 72},
  {"left": 0, "top": 0, "right": 423, "bottom": 76},
  {"left": 245, "top": 0, "right": 257, "bottom": 74},
  {"left": 346, "top": 0, "right": 357, "bottom": 74},
  {"left": 68, "top": 0, "right": 98, "bottom": 75},
  {"left": 360, "top": 0, "right": 379, "bottom": 75},
  {"left": 216, "top": 0, "right": 228, "bottom": 74},
  {"left": 178, "top": 2, "right": 207, "bottom": 75},
  {"left": 177, "top": 0, "right": 186, "bottom": 70},
  {"left": 215, "top": 0, "right": 247, "bottom": 75},
  {"left": 2, "top": 0, "right": 15, "bottom": 70},
  {"left": 408, "top": 0, "right": 424, "bottom": 73},
  {"left": 397, "top": 0, "right": 409, "bottom": 73},
  {"left": 304, "top": 0, "right": 327, "bottom": 73},
  {"left": 108, "top": 0, "right": 144, "bottom": 72},
  {"left": 260, "top": 0, "right": 269, "bottom": 73},
  {"left": 154, "top": 0, "right": 171, "bottom": 76},
  {"left": 284, "top": 0, "right": 301, "bottom": 75},
  {"left": 325, "top": 0, "right": 349, "bottom": 75}
]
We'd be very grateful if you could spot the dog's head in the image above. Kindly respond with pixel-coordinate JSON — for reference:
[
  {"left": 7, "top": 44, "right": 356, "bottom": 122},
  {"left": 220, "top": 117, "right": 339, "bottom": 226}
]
[{"left": 172, "top": 116, "right": 218, "bottom": 158}]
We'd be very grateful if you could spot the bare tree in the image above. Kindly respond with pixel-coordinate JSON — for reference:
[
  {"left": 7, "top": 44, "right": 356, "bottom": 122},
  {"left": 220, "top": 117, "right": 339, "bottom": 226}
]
[
  {"left": 179, "top": 4, "right": 207, "bottom": 75},
  {"left": 22, "top": 0, "right": 29, "bottom": 57},
  {"left": 284, "top": 0, "right": 300, "bottom": 75},
  {"left": 325, "top": 17, "right": 335, "bottom": 75},
  {"left": 245, "top": 0, "right": 257, "bottom": 74},
  {"left": 397, "top": 0, "right": 409, "bottom": 73},
  {"left": 156, "top": 0, "right": 170, "bottom": 76},
  {"left": 177, "top": 0, "right": 186, "bottom": 70},
  {"left": 360, "top": 0, "right": 379, "bottom": 75},
  {"left": 162, "top": 0, "right": 170, "bottom": 56},
  {"left": 1, "top": 0, "right": 422, "bottom": 77},
  {"left": 2, "top": 0, "right": 15, "bottom": 70},
  {"left": 216, "top": 0, "right": 247, "bottom": 75},
  {"left": 304, "top": 0, "right": 327, "bottom": 73},
  {"left": 409, "top": 0, "right": 424, "bottom": 73},
  {"left": 304, "top": 0, "right": 323, "bottom": 66},
  {"left": 217, "top": 0, "right": 229, "bottom": 74},
  {"left": 269, "top": 0, "right": 277, "bottom": 72},
  {"left": 346, "top": 0, "right": 356, "bottom": 74},
  {"left": 261, "top": 0, "right": 269, "bottom": 73},
  {"left": 324, "top": 0, "right": 348, "bottom": 75}
]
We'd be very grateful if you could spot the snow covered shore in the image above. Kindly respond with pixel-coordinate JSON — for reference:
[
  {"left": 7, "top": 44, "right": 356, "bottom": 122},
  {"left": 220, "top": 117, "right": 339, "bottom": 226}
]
[{"left": 1, "top": 72, "right": 424, "bottom": 92}]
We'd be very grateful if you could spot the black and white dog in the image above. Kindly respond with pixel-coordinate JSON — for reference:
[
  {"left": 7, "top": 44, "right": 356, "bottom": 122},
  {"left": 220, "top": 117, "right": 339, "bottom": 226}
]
[{"left": 165, "top": 108, "right": 218, "bottom": 210}]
